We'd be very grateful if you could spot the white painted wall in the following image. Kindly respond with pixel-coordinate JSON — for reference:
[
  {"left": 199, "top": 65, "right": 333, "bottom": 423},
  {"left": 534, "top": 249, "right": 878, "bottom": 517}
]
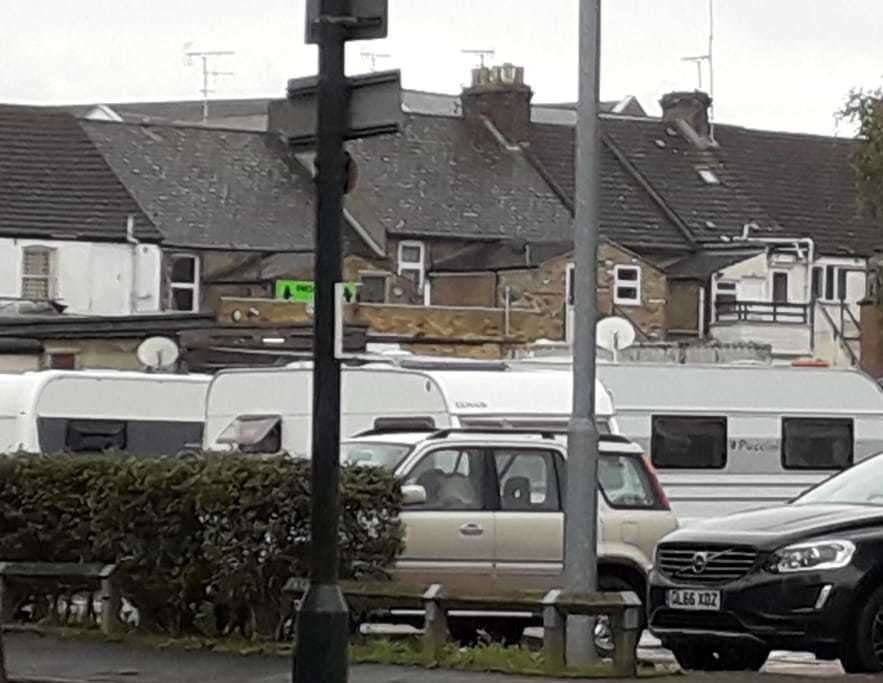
[
  {"left": 713, "top": 322, "right": 812, "bottom": 357},
  {"left": 711, "top": 250, "right": 867, "bottom": 366},
  {"left": 716, "top": 253, "right": 866, "bottom": 309},
  {"left": 0, "top": 238, "right": 162, "bottom": 315}
]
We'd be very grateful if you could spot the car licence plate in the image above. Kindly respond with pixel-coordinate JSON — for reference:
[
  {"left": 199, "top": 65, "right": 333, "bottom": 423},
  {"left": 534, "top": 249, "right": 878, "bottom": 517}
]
[{"left": 667, "top": 589, "right": 720, "bottom": 611}]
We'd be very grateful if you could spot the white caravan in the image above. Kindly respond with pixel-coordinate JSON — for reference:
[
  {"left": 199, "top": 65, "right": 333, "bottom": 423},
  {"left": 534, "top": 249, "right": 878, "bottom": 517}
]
[
  {"left": 510, "top": 358, "right": 883, "bottom": 521},
  {"left": 593, "top": 363, "right": 883, "bottom": 521},
  {"left": 203, "top": 361, "right": 618, "bottom": 456},
  {"left": 0, "top": 370, "right": 211, "bottom": 455}
]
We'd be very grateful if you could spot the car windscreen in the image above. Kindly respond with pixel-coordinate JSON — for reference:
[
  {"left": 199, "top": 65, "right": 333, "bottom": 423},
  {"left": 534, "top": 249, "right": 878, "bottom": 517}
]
[
  {"left": 794, "top": 452, "right": 883, "bottom": 506},
  {"left": 598, "top": 453, "right": 661, "bottom": 509},
  {"left": 340, "top": 442, "right": 413, "bottom": 470}
]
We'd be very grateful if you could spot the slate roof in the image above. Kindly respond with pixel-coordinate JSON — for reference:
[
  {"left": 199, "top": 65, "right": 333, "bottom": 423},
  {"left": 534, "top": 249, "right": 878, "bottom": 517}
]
[
  {"left": 82, "top": 120, "right": 316, "bottom": 251},
  {"left": 665, "top": 248, "right": 763, "bottom": 279},
  {"left": 345, "top": 113, "right": 573, "bottom": 243},
  {"left": 713, "top": 125, "right": 882, "bottom": 256},
  {"left": 529, "top": 113, "right": 882, "bottom": 258},
  {"left": 430, "top": 240, "right": 572, "bottom": 272},
  {"left": 0, "top": 105, "right": 158, "bottom": 242},
  {"left": 527, "top": 122, "right": 694, "bottom": 251}
]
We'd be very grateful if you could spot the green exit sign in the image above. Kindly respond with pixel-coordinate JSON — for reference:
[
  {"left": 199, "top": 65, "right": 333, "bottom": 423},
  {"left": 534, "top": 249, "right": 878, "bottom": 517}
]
[{"left": 275, "top": 280, "right": 358, "bottom": 303}]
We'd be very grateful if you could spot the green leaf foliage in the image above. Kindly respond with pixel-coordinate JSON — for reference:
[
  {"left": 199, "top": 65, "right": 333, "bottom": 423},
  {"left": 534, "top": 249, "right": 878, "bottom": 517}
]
[
  {"left": 841, "top": 87, "right": 883, "bottom": 220},
  {"left": 0, "top": 453, "right": 403, "bottom": 636}
]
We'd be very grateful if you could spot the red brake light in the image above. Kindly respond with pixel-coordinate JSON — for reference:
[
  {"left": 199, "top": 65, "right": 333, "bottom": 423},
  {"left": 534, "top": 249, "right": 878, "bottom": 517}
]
[{"left": 642, "top": 453, "right": 671, "bottom": 510}]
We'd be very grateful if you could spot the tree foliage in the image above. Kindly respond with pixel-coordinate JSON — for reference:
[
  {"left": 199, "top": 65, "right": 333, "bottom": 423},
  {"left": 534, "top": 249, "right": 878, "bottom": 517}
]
[{"left": 841, "top": 86, "right": 883, "bottom": 220}]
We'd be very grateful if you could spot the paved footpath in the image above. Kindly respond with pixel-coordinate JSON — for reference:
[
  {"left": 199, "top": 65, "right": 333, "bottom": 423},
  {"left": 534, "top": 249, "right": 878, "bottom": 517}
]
[{"left": 5, "top": 632, "right": 878, "bottom": 683}]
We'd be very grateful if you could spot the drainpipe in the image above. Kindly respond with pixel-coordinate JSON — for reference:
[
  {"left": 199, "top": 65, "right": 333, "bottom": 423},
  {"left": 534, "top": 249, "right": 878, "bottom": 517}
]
[{"left": 125, "top": 215, "right": 140, "bottom": 314}]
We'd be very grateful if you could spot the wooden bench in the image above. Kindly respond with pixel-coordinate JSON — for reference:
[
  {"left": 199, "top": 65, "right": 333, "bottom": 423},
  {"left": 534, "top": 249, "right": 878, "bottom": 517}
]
[
  {"left": 284, "top": 579, "right": 642, "bottom": 677},
  {"left": 0, "top": 562, "right": 121, "bottom": 636}
]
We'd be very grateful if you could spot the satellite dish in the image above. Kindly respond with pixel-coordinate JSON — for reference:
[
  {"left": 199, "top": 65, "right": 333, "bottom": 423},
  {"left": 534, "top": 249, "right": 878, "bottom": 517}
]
[
  {"left": 596, "top": 316, "right": 636, "bottom": 353},
  {"left": 137, "top": 337, "right": 180, "bottom": 370}
]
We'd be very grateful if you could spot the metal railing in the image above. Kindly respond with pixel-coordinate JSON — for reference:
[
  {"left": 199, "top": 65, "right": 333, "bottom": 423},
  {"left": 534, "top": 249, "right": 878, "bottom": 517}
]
[
  {"left": 714, "top": 300, "right": 810, "bottom": 325},
  {"left": 819, "top": 302, "right": 860, "bottom": 367}
]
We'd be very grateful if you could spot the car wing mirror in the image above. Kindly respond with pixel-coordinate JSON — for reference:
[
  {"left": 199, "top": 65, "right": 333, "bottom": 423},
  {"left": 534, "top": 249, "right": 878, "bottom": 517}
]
[{"left": 401, "top": 484, "right": 427, "bottom": 506}]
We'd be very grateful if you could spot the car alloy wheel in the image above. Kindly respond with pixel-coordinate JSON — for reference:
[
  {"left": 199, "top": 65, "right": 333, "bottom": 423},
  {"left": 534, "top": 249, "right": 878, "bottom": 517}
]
[{"left": 844, "top": 585, "right": 883, "bottom": 674}]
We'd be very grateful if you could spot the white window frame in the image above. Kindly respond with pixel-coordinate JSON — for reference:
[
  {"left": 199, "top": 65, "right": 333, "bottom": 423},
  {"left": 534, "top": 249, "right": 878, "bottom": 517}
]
[
  {"left": 20, "top": 246, "right": 56, "bottom": 301},
  {"left": 168, "top": 253, "right": 201, "bottom": 312},
  {"left": 565, "top": 263, "right": 575, "bottom": 306},
  {"left": 818, "top": 264, "right": 850, "bottom": 303},
  {"left": 397, "top": 240, "right": 426, "bottom": 291},
  {"left": 613, "top": 265, "right": 641, "bottom": 306},
  {"left": 712, "top": 279, "right": 738, "bottom": 322}
]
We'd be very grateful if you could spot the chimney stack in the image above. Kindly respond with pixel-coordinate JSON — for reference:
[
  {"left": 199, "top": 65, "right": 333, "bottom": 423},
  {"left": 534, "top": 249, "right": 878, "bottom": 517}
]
[
  {"left": 461, "top": 62, "right": 532, "bottom": 144},
  {"left": 660, "top": 91, "right": 713, "bottom": 144}
]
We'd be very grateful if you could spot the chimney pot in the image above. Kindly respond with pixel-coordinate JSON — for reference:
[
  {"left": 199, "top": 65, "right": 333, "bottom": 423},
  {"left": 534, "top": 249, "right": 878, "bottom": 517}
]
[{"left": 460, "top": 63, "right": 533, "bottom": 144}]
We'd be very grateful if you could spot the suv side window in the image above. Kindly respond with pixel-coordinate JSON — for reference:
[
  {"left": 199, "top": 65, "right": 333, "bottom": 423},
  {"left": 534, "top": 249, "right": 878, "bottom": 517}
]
[
  {"left": 404, "top": 448, "right": 486, "bottom": 511},
  {"left": 493, "top": 449, "right": 560, "bottom": 512}
]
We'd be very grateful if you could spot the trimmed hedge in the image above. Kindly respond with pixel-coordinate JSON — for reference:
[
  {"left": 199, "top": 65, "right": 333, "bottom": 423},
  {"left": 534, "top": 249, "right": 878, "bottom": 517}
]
[{"left": 0, "top": 454, "right": 403, "bottom": 636}]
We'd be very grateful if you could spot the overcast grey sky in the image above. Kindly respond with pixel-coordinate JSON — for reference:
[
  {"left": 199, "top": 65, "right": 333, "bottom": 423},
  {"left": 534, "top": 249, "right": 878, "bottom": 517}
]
[{"left": 3, "top": 0, "right": 881, "bottom": 135}]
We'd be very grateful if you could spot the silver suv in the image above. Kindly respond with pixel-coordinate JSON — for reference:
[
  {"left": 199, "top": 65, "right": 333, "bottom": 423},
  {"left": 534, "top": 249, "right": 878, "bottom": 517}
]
[{"left": 341, "top": 428, "right": 678, "bottom": 641}]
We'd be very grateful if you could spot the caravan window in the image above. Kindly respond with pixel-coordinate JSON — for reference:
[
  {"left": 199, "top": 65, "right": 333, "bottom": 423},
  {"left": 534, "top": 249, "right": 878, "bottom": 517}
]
[
  {"left": 218, "top": 415, "right": 282, "bottom": 454},
  {"left": 782, "top": 418, "right": 853, "bottom": 470},
  {"left": 651, "top": 415, "right": 727, "bottom": 469},
  {"left": 65, "top": 420, "right": 127, "bottom": 453}
]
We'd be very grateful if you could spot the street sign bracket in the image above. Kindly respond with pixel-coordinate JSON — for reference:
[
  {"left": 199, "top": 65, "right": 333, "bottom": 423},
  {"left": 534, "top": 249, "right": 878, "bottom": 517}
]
[{"left": 305, "top": 0, "right": 388, "bottom": 44}]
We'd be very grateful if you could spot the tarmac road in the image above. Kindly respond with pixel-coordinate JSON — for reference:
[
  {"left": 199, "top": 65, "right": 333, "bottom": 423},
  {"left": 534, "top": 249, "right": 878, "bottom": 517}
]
[{"left": 5, "top": 631, "right": 880, "bottom": 683}]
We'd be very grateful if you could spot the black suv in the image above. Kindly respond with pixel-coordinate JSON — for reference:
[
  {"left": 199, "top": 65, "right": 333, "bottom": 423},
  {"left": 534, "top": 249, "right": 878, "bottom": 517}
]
[{"left": 648, "top": 452, "right": 883, "bottom": 673}]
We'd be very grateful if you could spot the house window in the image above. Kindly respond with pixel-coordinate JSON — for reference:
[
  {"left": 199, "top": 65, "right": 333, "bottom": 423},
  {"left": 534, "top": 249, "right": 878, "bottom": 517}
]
[
  {"left": 613, "top": 265, "right": 641, "bottom": 306},
  {"left": 821, "top": 264, "right": 849, "bottom": 302},
  {"left": 772, "top": 272, "right": 789, "bottom": 303},
  {"left": 358, "top": 273, "right": 387, "bottom": 303},
  {"left": 782, "top": 418, "right": 853, "bottom": 471},
  {"left": 397, "top": 241, "right": 425, "bottom": 291},
  {"left": 812, "top": 267, "right": 824, "bottom": 300},
  {"left": 169, "top": 254, "right": 200, "bottom": 312},
  {"left": 713, "top": 280, "right": 737, "bottom": 321},
  {"left": 21, "top": 247, "right": 55, "bottom": 300},
  {"left": 651, "top": 415, "right": 728, "bottom": 470}
]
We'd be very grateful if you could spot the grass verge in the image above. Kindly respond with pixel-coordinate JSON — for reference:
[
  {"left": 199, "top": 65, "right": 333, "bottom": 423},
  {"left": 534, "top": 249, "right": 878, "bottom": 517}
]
[{"left": 5, "top": 625, "right": 675, "bottom": 679}]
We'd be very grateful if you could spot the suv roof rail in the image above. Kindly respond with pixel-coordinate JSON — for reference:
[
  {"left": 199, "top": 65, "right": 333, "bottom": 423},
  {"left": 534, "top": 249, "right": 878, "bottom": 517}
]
[
  {"left": 425, "top": 428, "right": 635, "bottom": 443},
  {"left": 426, "top": 427, "right": 563, "bottom": 440}
]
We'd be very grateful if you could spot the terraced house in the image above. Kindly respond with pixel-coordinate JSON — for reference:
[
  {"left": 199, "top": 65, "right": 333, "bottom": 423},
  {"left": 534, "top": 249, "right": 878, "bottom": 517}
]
[{"left": 3, "top": 63, "right": 878, "bottom": 367}]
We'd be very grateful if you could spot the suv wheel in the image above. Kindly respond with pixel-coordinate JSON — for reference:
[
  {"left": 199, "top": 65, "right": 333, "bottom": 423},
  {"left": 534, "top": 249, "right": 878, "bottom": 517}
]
[
  {"left": 842, "top": 585, "right": 883, "bottom": 674},
  {"left": 672, "top": 642, "right": 769, "bottom": 672},
  {"left": 595, "top": 574, "right": 644, "bottom": 657}
]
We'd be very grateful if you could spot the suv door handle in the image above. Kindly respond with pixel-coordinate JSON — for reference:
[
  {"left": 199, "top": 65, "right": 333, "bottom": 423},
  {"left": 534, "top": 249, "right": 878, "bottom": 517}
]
[{"left": 459, "top": 523, "right": 484, "bottom": 537}]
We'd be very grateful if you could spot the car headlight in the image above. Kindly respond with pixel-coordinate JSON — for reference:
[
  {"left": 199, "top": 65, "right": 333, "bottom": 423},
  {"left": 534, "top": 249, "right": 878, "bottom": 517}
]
[{"left": 768, "top": 539, "right": 855, "bottom": 573}]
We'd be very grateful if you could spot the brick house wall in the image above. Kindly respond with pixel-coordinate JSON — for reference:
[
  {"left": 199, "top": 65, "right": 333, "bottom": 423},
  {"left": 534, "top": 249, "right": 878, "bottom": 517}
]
[{"left": 497, "top": 242, "right": 669, "bottom": 340}]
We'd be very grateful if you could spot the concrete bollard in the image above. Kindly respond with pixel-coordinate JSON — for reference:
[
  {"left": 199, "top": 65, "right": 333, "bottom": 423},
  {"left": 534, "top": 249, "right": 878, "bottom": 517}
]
[
  {"left": 542, "top": 589, "right": 566, "bottom": 673},
  {"left": 422, "top": 584, "right": 448, "bottom": 664}
]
